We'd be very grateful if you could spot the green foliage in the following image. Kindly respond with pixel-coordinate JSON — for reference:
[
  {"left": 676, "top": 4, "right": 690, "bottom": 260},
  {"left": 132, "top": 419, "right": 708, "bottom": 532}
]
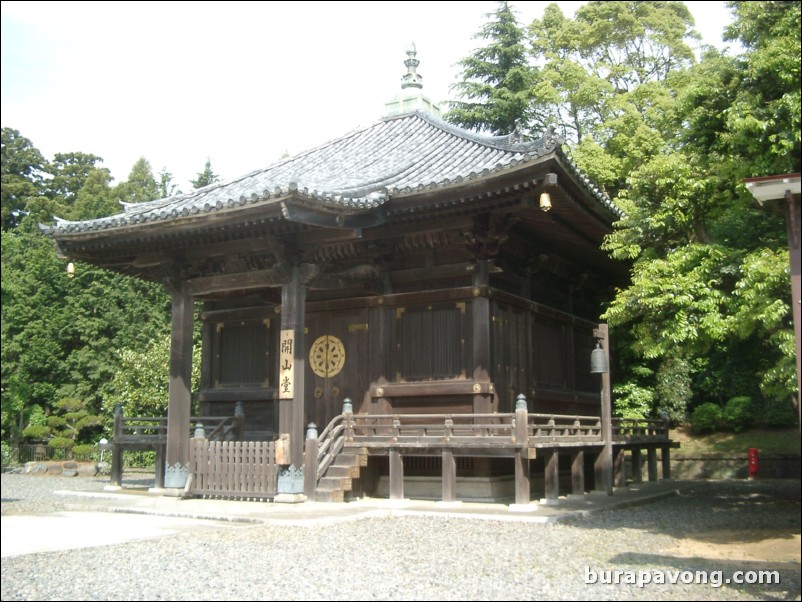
[
  {"left": 71, "top": 443, "right": 97, "bottom": 461},
  {"left": 655, "top": 357, "right": 693, "bottom": 423},
  {"left": 723, "top": 396, "right": 754, "bottom": 432},
  {"left": 114, "top": 157, "right": 160, "bottom": 204},
  {"left": 21, "top": 424, "right": 49, "bottom": 441},
  {"left": 158, "top": 167, "right": 179, "bottom": 198},
  {"left": 48, "top": 436, "right": 74, "bottom": 449},
  {"left": 1, "top": 440, "right": 12, "bottom": 468},
  {"left": 1, "top": 128, "right": 46, "bottom": 230},
  {"left": 689, "top": 402, "right": 723, "bottom": 434},
  {"left": 71, "top": 168, "right": 118, "bottom": 220},
  {"left": 611, "top": 381, "right": 654, "bottom": 419},
  {"left": 190, "top": 158, "right": 219, "bottom": 190},
  {"left": 446, "top": 1, "right": 534, "bottom": 135},
  {"left": 760, "top": 397, "right": 798, "bottom": 428},
  {"left": 103, "top": 333, "right": 202, "bottom": 417}
]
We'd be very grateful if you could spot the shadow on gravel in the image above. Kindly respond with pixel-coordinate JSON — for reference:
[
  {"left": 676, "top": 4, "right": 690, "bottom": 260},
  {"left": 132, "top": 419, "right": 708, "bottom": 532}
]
[{"left": 609, "top": 551, "right": 798, "bottom": 601}]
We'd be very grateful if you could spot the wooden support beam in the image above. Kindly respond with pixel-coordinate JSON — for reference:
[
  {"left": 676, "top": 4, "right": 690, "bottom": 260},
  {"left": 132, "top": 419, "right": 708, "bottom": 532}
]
[
  {"left": 472, "top": 259, "right": 493, "bottom": 413},
  {"left": 279, "top": 265, "right": 306, "bottom": 468},
  {"left": 187, "top": 267, "right": 286, "bottom": 296},
  {"left": 592, "top": 323, "right": 613, "bottom": 495},
  {"left": 165, "top": 281, "right": 194, "bottom": 489},
  {"left": 613, "top": 448, "right": 626, "bottom": 488},
  {"left": 544, "top": 449, "right": 559, "bottom": 501},
  {"left": 661, "top": 445, "right": 672, "bottom": 480},
  {"left": 647, "top": 447, "right": 658, "bottom": 482},
  {"left": 631, "top": 448, "right": 643, "bottom": 484},
  {"left": 389, "top": 448, "right": 404, "bottom": 500},
  {"left": 442, "top": 449, "right": 456, "bottom": 503},
  {"left": 514, "top": 450, "right": 530, "bottom": 505},
  {"left": 571, "top": 450, "right": 585, "bottom": 495}
]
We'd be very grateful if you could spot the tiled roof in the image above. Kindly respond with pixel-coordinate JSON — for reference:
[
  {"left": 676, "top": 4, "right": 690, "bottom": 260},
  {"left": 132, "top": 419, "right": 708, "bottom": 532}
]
[{"left": 44, "top": 111, "right": 615, "bottom": 236}]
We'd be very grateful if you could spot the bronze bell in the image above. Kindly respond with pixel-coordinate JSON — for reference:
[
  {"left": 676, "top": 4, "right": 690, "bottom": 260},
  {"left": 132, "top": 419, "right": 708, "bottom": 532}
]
[{"left": 590, "top": 341, "right": 608, "bottom": 374}]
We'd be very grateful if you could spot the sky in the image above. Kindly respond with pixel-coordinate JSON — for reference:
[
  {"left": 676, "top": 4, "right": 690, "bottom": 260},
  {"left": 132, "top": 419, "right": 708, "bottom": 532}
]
[{"left": 1, "top": 1, "right": 737, "bottom": 193}]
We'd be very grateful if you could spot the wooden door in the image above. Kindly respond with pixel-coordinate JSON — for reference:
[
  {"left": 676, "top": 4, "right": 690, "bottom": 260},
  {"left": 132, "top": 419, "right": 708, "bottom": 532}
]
[{"left": 305, "top": 308, "right": 369, "bottom": 430}]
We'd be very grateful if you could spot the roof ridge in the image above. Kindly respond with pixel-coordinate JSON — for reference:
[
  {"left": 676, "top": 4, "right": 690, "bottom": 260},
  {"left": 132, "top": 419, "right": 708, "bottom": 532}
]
[{"left": 383, "top": 111, "right": 562, "bottom": 154}]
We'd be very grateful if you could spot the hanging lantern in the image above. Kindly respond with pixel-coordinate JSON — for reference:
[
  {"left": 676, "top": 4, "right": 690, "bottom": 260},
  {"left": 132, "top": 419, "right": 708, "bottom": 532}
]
[{"left": 66, "top": 262, "right": 76, "bottom": 278}]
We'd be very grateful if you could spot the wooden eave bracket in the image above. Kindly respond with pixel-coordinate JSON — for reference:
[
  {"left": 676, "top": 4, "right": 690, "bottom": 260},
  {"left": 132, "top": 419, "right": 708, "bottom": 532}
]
[{"left": 281, "top": 199, "right": 386, "bottom": 232}]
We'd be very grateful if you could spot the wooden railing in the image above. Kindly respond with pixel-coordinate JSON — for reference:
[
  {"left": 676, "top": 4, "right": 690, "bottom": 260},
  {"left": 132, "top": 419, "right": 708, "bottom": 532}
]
[
  {"left": 109, "top": 403, "right": 245, "bottom": 488},
  {"left": 304, "top": 405, "right": 672, "bottom": 499},
  {"left": 611, "top": 417, "right": 669, "bottom": 442},
  {"left": 188, "top": 439, "right": 277, "bottom": 499}
]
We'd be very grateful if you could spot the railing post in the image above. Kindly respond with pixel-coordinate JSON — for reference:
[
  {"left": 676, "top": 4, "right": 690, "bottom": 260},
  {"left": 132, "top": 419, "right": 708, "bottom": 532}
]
[
  {"left": 304, "top": 423, "right": 319, "bottom": 498},
  {"left": 614, "top": 447, "right": 627, "bottom": 488},
  {"left": 631, "top": 448, "right": 643, "bottom": 483},
  {"left": 343, "top": 398, "right": 354, "bottom": 442},
  {"left": 234, "top": 401, "right": 245, "bottom": 440},
  {"left": 389, "top": 447, "right": 404, "bottom": 500},
  {"left": 571, "top": 450, "right": 585, "bottom": 495},
  {"left": 442, "top": 449, "right": 456, "bottom": 503},
  {"left": 544, "top": 449, "right": 559, "bottom": 503},
  {"left": 514, "top": 394, "right": 528, "bottom": 445},
  {"left": 111, "top": 403, "right": 123, "bottom": 487},
  {"left": 647, "top": 447, "right": 658, "bottom": 481},
  {"left": 661, "top": 444, "right": 672, "bottom": 480}
]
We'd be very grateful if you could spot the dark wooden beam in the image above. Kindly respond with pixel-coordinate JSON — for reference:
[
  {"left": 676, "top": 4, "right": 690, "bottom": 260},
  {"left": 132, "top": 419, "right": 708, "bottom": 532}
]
[
  {"left": 279, "top": 265, "right": 307, "bottom": 467},
  {"left": 165, "top": 281, "right": 194, "bottom": 489},
  {"left": 187, "top": 268, "right": 286, "bottom": 296},
  {"left": 282, "top": 201, "right": 386, "bottom": 230}
]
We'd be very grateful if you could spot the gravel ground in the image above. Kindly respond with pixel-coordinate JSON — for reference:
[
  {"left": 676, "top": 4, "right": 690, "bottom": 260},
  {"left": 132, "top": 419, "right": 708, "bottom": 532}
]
[{"left": 1, "top": 473, "right": 799, "bottom": 601}]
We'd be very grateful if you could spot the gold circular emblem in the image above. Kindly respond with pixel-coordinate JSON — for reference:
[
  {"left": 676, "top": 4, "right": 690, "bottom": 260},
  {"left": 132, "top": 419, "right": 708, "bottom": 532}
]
[{"left": 310, "top": 335, "right": 346, "bottom": 378}]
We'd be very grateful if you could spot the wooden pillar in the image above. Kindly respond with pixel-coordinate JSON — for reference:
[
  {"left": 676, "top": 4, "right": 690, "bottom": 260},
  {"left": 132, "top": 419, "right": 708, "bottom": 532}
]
[
  {"left": 544, "top": 449, "right": 559, "bottom": 501},
  {"left": 631, "top": 448, "right": 643, "bottom": 484},
  {"left": 514, "top": 450, "right": 530, "bottom": 505},
  {"left": 389, "top": 448, "right": 404, "bottom": 500},
  {"left": 647, "top": 447, "right": 658, "bottom": 482},
  {"left": 593, "top": 324, "right": 613, "bottom": 495},
  {"left": 111, "top": 404, "right": 123, "bottom": 487},
  {"left": 165, "top": 281, "right": 194, "bottom": 489},
  {"left": 279, "top": 265, "right": 306, "bottom": 468},
  {"left": 472, "top": 260, "right": 492, "bottom": 414},
  {"left": 661, "top": 445, "right": 672, "bottom": 479},
  {"left": 571, "top": 450, "right": 585, "bottom": 495},
  {"left": 614, "top": 448, "right": 626, "bottom": 488},
  {"left": 442, "top": 449, "right": 456, "bottom": 502}
]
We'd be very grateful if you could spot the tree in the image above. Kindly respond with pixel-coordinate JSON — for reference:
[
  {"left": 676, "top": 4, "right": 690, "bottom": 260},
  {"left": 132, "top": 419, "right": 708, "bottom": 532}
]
[
  {"left": 71, "top": 168, "right": 118, "bottom": 220},
  {"left": 601, "top": 1, "right": 799, "bottom": 422},
  {"left": 115, "top": 157, "right": 160, "bottom": 204},
  {"left": 190, "top": 158, "right": 219, "bottom": 189},
  {"left": 1, "top": 128, "right": 46, "bottom": 230},
  {"left": 47, "top": 152, "right": 104, "bottom": 209},
  {"left": 21, "top": 397, "right": 103, "bottom": 449},
  {"left": 446, "top": 1, "right": 534, "bottom": 135},
  {"left": 158, "top": 167, "right": 179, "bottom": 198}
]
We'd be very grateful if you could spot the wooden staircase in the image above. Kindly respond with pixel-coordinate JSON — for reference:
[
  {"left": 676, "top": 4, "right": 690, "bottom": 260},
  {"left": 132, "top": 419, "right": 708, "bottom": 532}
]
[{"left": 314, "top": 447, "right": 368, "bottom": 502}]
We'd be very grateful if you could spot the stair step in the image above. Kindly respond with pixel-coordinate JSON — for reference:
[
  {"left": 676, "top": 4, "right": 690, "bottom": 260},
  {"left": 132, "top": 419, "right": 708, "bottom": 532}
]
[
  {"left": 337, "top": 452, "right": 369, "bottom": 467},
  {"left": 317, "top": 475, "right": 353, "bottom": 492},
  {"left": 327, "top": 464, "right": 360, "bottom": 479},
  {"left": 314, "top": 489, "right": 344, "bottom": 503}
]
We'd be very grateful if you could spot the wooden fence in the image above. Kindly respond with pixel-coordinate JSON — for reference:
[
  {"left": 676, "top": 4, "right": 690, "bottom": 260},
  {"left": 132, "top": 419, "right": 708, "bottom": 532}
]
[{"left": 188, "top": 439, "right": 278, "bottom": 499}]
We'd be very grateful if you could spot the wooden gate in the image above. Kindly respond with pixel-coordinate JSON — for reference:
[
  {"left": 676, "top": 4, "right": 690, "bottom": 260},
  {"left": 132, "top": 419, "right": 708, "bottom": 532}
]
[{"left": 188, "top": 439, "right": 278, "bottom": 498}]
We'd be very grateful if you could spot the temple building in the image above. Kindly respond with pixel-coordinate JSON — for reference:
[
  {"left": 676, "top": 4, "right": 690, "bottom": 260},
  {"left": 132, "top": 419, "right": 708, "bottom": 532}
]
[{"left": 45, "top": 47, "right": 671, "bottom": 503}]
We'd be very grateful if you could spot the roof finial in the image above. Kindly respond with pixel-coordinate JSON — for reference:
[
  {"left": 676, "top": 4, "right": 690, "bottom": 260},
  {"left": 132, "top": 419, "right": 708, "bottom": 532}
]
[{"left": 401, "top": 42, "right": 423, "bottom": 90}]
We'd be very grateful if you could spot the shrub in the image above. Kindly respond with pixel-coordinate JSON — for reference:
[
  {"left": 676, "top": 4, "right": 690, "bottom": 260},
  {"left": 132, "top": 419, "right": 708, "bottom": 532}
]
[
  {"left": 761, "top": 397, "right": 798, "bottom": 428},
  {"left": 723, "top": 396, "right": 754, "bottom": 432},
  {"left": 690, "top": 402, "right": 723, "bottom": 434},
  {"left": 71, "top": 444, "right": 97, "bottom": 461}
]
